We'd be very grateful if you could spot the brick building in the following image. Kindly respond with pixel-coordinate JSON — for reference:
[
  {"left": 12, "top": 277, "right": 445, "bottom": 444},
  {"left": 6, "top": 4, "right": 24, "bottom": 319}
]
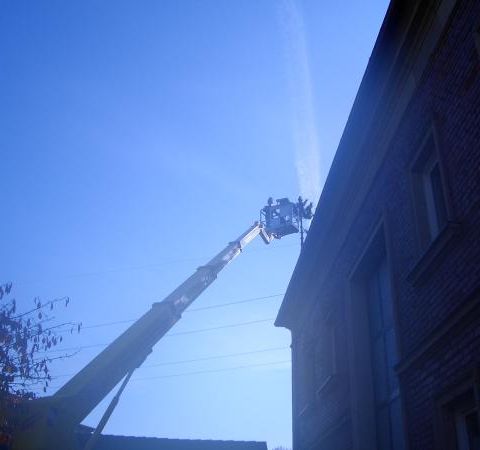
[{"left": 275, "top": 1, "right": 480, "bottom": 449}]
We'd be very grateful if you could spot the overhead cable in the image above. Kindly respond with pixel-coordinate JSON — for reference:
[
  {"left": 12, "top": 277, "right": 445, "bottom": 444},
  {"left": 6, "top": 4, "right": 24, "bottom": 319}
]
[
  {"left": 51, "top": 346, "right": 291, "bottom": 379},
  {"left": 80, "top": 293, "right": 284, "bottom": 331},
  {"left": 133, "top": 359, "right": 292, "bottom": 381},
  {"left": 47, "top": 317, "right": 276, "bottom": 354},
  {"left": 14, "top": 243, "right": 297, "bottom": 286},
  {"left": 45, "top": 359, "right": 292, "bottom": 390}
]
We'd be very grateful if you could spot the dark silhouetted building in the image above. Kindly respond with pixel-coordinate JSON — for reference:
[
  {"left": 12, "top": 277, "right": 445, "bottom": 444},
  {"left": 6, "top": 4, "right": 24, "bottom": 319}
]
[
  {"left": 76, "top": 427, "right": 268, "bottom": 450},
  {"left": 276, "top": 1, "right": 480, "bottom": 449}
]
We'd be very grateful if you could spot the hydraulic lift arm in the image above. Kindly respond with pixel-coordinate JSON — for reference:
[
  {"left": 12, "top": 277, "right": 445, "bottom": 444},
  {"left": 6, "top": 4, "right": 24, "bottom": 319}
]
[
  {"left": 11, "top": 197, "right": 311, "bottom": 450},
  {"left": 54, "top": 222, "right": 271, "bottom": 420},
  {"left": 12, "top": 222, "right": 272, "bottom": 450}
]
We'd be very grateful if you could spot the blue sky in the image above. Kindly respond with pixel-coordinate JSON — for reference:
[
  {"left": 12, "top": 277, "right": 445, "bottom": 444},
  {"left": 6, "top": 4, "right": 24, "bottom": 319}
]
[{"left": 0, "top": 1, "right": 388, "bottom": 448}]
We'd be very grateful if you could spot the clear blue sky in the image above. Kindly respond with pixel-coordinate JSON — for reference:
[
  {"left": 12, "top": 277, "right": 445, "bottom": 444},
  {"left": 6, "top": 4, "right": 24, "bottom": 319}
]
[{"left": 0, "top": 1, "right": 388, "bottom": 448}]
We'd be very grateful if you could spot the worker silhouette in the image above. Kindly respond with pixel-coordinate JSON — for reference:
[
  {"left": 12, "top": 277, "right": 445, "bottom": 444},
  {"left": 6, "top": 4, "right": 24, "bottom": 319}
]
[
  {"left": 297, "top": 196, "right": 313, "bottom": 220},
  {"left": 262, "top": 197, "right": 275, "bottom": 227}
]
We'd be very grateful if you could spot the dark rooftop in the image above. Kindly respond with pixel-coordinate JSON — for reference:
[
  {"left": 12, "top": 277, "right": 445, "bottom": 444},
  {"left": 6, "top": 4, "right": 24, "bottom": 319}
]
[{"left": 76, "top": 430, "right": 268, "bottom": 450}]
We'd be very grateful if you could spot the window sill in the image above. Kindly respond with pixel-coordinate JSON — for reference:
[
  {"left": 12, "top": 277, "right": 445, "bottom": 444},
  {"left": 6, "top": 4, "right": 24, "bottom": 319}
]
[{"left": 406, "top": 221, "right": 462, "bottom": 286}]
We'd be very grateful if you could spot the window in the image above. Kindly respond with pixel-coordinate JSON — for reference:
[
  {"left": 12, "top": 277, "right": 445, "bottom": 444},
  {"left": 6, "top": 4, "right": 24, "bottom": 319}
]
[
  {"left": 422, "top": 152, "right": 448, "bottom": 238},
  {"left": 437, "top": 384, "right": 480, "bottom": 450},
  {"left": 455, "top": 407, "right": 480, "bottom": 450},
  {"left": 348, "top": 223, "right": 407, "bottom": 449},
  {"left": 367, "top": 256, "right": 405, "bottom": 450},
  {"left": 475, "top": 25, "right": 480, "bottom": 58},
  {"left": 411, "top": 131, "right": 449, "bottom": 248}
]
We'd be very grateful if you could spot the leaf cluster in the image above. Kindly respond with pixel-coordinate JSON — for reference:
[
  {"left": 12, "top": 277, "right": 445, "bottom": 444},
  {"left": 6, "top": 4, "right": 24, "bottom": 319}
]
[{"left": 0, "top": 283, "right": 80, "bottom": 399}]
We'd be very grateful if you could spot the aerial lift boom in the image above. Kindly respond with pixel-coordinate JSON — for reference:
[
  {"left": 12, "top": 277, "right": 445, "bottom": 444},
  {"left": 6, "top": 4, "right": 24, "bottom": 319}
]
[{"left": 9, "top": 198, "right": 311, "bottom": 450}]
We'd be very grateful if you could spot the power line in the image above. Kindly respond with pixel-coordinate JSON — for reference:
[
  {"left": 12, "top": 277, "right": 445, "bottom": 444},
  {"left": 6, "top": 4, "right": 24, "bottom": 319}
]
[
  {"left": 13, "top": 243, "right": 298, "bottom": 286},
  {"left": 51, "top": 346, "right": 290, "bottom": 379},
  {"left": 146, "top": 346, "right": 289, "bottom": 367},
  {"left": 47, "top": 318, "right": 277, "bottom": 354},
  {"left": 168, "top": 318, "right": 274, "bottom": 336},
  {"left": 187, "top": 293, "right": 283, "bottom": 312},
  {"left": 80, "top": 293, "right": 284, "bottom": 331},
  {"left": 46, "top": 359, "right": 292, "bottom": 389},
  {"left": 133, "top": 359, "right": 291, "bottom": 381}
]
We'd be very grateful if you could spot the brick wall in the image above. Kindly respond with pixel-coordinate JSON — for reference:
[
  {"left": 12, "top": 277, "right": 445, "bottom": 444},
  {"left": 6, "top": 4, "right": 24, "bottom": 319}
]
[{"left": 291, "top": 0, "right": 480, "bottom": 448}]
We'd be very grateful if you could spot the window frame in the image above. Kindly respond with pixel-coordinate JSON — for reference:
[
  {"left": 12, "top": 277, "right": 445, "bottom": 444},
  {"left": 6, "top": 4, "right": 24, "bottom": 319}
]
[
  {"left": 407, "top": 122, "right": 461, "bottom": 285},
  {"left": 435, "top": 370, "right": 480, "bottom": 450},
  {"left": 474, "top": 23, "right": 480, "bottom": 59},
  {"left": 346, "top": 220, "right": 407, "bottom": 450},
  {"left": 455, "top": 406, "right": 480, "bottom": 450},
  {"left": 409, "top": 124, "right": 452, "bottom": 250}
]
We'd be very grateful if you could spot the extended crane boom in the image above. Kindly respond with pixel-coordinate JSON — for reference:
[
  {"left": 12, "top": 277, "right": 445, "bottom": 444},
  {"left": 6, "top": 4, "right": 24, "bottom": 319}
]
[
  {"left": 10, "top": 198, "right": 310, "bottom": 450},
  {"left": 54, "top": 222, "right": 271, "bottom": 419},
  {"left": 11, "top": 223, "right": 272, "bottom": 450}
]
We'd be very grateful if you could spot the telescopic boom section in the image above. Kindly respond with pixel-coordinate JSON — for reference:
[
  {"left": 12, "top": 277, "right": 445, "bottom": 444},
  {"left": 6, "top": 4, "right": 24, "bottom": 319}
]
[
  {"left": 12, "top": 200, "right": 308, "bottom": 450},
  {"left": 52, "top": 222, "right": 272, "bottom": 425}
]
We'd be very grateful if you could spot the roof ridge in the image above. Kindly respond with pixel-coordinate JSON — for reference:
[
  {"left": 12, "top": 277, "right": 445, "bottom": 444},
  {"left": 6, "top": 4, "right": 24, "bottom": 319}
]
[{"left": 100, "top": 434, "right": 266, "bottom": 443}]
